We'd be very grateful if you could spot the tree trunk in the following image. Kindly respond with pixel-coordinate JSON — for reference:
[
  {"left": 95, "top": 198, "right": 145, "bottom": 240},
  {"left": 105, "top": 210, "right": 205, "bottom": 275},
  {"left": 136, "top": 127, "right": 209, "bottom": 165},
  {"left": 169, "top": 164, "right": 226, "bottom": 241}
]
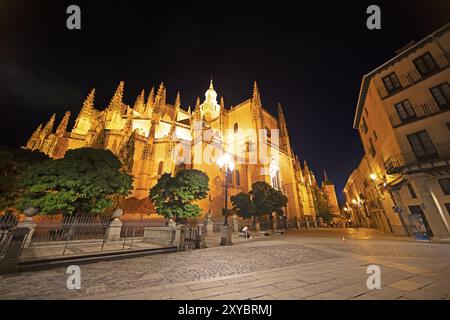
[{"left": 268, "top": 212, "right": 273, "bottom": 230}]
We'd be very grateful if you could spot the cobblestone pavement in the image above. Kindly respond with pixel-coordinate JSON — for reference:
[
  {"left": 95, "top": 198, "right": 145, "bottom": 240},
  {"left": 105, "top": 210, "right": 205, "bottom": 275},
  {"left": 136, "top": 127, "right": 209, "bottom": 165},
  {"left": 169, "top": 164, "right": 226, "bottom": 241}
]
[{"left": 1, "top": 228, "right": 449, "bottom": 300}]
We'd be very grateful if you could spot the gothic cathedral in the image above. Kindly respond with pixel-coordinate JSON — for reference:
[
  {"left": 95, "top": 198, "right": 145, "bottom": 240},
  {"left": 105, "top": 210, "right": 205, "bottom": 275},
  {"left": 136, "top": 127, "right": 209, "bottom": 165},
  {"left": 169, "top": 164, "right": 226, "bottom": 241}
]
[{"left": 25, "top": 81, "right": 339, "bottom": 224}]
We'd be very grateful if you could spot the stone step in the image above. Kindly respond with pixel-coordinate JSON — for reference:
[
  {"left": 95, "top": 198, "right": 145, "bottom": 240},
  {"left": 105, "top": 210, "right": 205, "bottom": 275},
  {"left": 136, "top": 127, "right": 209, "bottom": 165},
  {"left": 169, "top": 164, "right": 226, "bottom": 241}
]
[{"left": 14, "top": 246, "right": 177, "bottom": 273}]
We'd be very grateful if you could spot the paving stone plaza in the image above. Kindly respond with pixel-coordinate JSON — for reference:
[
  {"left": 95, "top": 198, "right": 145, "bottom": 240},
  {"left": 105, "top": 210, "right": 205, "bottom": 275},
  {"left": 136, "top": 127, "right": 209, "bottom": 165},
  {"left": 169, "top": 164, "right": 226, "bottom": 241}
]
[{"left": 1, "top": 229, "right": 449, "bottom": 300}]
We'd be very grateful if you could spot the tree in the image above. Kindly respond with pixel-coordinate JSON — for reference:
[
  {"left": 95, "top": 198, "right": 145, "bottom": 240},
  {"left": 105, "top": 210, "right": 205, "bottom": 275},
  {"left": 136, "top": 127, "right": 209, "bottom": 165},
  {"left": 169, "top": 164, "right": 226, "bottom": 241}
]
[
  {"left": 0, "top": 147, "right": 49, "bottom": 212},
  {"left": 269, "top": 188, "right": 288, "bottom": 217},
  {"left": 19, "top": 148, "right": 133, "bottom": 216},
  {"left": 250, "top": 182, "right": 288, "bottom": 229},
  {"left": 231, "top": 192, "right": 255, "bottom": 222},
  {"left": 313, "top": 187, "right": 332, "bottom": 223},
  {"left": 149, "top": 169, "right": 209, "bottom": 221}
]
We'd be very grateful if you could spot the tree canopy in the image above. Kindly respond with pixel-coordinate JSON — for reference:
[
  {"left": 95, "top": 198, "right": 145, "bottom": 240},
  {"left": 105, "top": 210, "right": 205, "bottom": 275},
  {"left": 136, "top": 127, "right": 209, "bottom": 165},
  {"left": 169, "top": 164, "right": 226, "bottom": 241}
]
[
  {"left": 0, "top": 147, "right": 49, "bottom": 211},
  {"left": 149, "top": 169, "right": 209, "bottom": 220},
  {"left": 230, "top": 192, "right": 254, "bottom": 219},
  {"left": 251, "top": 182, "right": 287, "bottom": 214},
  {"left": 313, "top": 187, "right": 333, "bottom": 223},
  {"left": 268, "top": 187, "right": 288, "bottom": 216},
  {"left": 232, "top": 182, "right": 288, "bottom": 228},
  {"left": 19, "top": 148, "right": 133, "bottom": 216},
  {"left": 250, "top": 182, "right": 274, "bottom": 218}
]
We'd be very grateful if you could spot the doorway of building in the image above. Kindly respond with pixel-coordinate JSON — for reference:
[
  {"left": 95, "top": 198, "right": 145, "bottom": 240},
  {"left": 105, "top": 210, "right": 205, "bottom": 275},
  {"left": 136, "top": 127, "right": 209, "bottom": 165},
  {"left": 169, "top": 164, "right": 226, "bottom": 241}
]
[{"left": 408, "top": 205, "right": 433, "bottom": 240}]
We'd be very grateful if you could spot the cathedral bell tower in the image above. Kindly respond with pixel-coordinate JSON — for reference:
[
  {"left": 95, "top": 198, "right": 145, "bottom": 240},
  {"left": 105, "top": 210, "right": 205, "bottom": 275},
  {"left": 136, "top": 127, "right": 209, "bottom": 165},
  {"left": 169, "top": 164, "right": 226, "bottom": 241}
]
[{"left": 200, "top": 80, "right": 221, "bottom": 122}]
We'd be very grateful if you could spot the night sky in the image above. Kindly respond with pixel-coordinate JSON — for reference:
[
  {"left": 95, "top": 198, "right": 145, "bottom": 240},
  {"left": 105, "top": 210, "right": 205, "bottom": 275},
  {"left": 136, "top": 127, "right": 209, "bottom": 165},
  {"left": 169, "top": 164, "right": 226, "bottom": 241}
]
[{"left": 1, "top": 0, "right": 449, "bottom": 200}]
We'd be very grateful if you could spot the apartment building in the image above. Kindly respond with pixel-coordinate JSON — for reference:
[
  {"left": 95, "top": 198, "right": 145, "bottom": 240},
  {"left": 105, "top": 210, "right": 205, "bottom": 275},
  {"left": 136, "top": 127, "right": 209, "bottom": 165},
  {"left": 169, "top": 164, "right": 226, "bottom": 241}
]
[{"left": 347, "top": 23, "right": 450, "bottom": 240}]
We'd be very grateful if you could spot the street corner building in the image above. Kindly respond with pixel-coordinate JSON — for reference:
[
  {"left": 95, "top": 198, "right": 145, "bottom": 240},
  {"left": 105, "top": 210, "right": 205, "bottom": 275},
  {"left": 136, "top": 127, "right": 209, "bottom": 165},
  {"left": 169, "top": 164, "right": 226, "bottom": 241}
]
[
  {"left": 24, "top": 80, "right": 340, "bottom": 225},
  {"left": 344, "top": 23, "right": 450, "bottom": 240}
]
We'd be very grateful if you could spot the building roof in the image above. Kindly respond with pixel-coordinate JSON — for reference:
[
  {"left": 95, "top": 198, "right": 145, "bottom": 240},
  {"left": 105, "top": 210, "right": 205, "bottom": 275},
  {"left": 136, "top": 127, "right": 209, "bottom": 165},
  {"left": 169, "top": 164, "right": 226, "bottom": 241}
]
[{"left": 353, "top": 23, "right": 450, "bottom": 129}]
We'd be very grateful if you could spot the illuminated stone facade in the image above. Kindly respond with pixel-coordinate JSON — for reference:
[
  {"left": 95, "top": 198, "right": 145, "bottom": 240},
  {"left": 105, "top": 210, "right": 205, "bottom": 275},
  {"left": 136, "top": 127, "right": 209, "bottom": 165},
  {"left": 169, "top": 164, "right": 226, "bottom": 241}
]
[
  {"left": 345, "top": 24, "right": 450, "bottom": 238},
  {"left": 25, "top": 81, "right": 338, "bottom": 223}
]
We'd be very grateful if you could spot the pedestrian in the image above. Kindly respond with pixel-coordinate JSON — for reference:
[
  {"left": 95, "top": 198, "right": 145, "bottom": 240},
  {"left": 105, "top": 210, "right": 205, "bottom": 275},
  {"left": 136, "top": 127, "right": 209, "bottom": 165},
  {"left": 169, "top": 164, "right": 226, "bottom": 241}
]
[{"left": 242, "top": 225, "right": 252, "bottom": 239}]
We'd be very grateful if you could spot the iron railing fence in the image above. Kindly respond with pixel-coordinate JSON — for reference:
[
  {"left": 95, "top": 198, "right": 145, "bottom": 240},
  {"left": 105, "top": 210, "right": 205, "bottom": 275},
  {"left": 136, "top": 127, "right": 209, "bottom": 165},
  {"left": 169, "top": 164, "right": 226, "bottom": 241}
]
[
  {"left": 176, "top": 217, "right": 202, "bottom": 226},
  {"left": 184, "top": 225, "right": 206, "bottom": 250},
  {"left": 287, "top": 219, "right": 299, "bottom": 229},
  {"left": 388, "top": 99, "right": 446, "bottom": 128},
  {"left": 32, "top": 215, "right": 110, "bottom": 242},
  {"left": 376, "top": 52, "right": 449, "bottom": 99},
  {"left": 276, "top": 218, "right": 287, "bottom": 229},
  {"left": 0, "top": 213, "right": 19, "bottom": 258},
  {"left": 120, "top": 216, "right": 166, "bottom": 238},
  {"left": 259, "top": 221, "right": 271, "bottom": 230},
  {"left": 385, "top": 141, "right": 450, "bottom": 174}
]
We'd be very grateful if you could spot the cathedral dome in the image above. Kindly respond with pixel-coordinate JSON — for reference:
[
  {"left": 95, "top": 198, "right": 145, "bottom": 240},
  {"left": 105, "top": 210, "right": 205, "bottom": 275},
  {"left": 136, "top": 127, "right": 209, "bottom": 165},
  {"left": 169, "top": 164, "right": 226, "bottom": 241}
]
[
  {"left": 205, "top": 80, "right": 218, "bottom": 103},
  {"left": 200, "top": 80, "right": 220, "bottom": 121}
]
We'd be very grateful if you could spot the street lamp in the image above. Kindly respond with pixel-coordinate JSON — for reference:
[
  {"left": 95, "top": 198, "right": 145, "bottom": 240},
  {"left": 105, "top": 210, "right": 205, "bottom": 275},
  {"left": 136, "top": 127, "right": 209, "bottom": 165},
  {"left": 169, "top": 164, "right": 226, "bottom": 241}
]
[{"left": 217, "top": 153, "right": 235, "bottom": 226}]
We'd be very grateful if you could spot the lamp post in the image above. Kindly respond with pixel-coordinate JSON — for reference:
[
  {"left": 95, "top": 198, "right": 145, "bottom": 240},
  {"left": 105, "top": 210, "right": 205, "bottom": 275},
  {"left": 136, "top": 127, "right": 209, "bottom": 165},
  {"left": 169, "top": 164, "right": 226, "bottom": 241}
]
[
  {"left": 217, "top": 153, "right": 234, "bottom": 245},
  {"left": 370, "top": 173, "right": 394, "bottom": 233},
  {"left": 217, "top": 153, "right": 235, "bottom": 226}
]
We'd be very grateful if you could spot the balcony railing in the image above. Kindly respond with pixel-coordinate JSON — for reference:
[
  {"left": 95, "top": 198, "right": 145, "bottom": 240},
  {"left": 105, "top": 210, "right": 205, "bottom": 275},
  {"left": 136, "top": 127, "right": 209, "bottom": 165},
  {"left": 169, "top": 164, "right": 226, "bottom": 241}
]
[
  {"left": 385, "top": 141, "right": 450, "bottom": 174},
  {"left": 388, "top": 99, "right": 448, "bottom": 128},
  {"left": 376, "top": 52, "right": 450, "bottom": 99}
]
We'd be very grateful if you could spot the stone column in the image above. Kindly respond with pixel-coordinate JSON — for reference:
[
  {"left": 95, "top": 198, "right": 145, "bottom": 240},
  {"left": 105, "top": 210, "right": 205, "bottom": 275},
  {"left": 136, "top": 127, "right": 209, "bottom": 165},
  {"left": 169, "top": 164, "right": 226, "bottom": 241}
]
[
  {"left": 17, "top": 217, "right": 37, "bottom": 249},
  {"left": 197, "top": 224, "right": 206, "bottom": 249},
  {"left": 175, "top": 225, "right": 186, "bottom": 251},
  {"left": 168, "top": 218, "right": 176, "bottom": 228},
  {"left": 205, "top": 213, "right": 213, "bottom": 234},
  {"left": 220, "top": 225, "right": 232, "bottom": 246},
  {"left": 106, "top": 218, "right": 122, "bottom": 242},
  {"left": 410, "top": 174, "right": 450, "bottom": 239}
]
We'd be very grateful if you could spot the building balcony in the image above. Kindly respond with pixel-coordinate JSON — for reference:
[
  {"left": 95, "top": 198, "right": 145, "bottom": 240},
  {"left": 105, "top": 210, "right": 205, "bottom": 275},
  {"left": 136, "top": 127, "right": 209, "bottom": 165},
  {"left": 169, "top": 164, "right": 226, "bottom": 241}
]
[
  {"left": 385, "top": 141, "right": 450, "bottom": 175},
  {"left": 388, "top": 99, "right": 449, "bottom": 128},
  {"left": 376, "top": 52, "right": 449, "bottom": 99}
]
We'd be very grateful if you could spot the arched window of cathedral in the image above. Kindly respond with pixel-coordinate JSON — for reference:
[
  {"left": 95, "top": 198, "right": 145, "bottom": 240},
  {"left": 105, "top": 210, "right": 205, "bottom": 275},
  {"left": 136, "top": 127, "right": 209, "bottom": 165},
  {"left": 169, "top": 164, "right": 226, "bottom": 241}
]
[
  {"left": 177, "top": 147, "right": 184, "bottom": 164},
  {"left": 227, "top": 168, "right": 233, "bottom": 184},
  {"left": 275, "top": 170, "right": 281, "bottom": 189},
  {"left": 271, "top": 170, "right": 281, "bottom": 190},
  {"left": 266, "top": 127, "right": 271, "bottom": 138},
  {"left": 157, "top": 161, "right": 164, "bottom": 175},
  {"left": 233, "top": 122, "right": 238, "bottom": 133},
  {"left": 235, "top": 170, "right": 240, "bottom": 186}
]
